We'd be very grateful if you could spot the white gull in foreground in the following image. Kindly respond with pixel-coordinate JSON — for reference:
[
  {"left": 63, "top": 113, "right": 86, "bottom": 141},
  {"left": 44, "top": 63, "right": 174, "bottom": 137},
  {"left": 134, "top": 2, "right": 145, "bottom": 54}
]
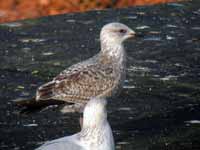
[{"left": 36, "top": 98, "right": 114, "bottom": 150}]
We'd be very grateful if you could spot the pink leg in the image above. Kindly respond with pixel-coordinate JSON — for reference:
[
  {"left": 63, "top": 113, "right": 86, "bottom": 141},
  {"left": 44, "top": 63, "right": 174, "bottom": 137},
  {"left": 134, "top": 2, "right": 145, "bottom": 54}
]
[{"left": 79, "top": 116, "right": 83, "bottom": 128}]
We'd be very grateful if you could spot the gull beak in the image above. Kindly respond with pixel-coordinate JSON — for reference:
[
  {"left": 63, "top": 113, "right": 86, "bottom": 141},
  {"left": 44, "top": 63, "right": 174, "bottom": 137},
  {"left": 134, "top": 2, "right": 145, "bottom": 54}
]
[{"left": 127, "top": 30, "right": 136, "bottom": 38}]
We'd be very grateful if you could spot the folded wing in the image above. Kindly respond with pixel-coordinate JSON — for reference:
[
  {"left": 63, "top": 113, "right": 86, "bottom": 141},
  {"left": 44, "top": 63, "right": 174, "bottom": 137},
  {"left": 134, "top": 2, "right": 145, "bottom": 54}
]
[{"left": 36, "top": 64, "right": 115, "bottom": 104}]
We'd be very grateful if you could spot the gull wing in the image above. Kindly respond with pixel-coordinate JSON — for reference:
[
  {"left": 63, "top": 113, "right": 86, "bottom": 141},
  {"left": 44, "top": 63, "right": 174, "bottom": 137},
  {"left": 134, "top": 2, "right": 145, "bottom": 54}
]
[
  {"left": 36, "top": 136, "right": 83, "bottom": 150},
  {"left": 36, "top": 63, "right": 115, "bottom": 104}
]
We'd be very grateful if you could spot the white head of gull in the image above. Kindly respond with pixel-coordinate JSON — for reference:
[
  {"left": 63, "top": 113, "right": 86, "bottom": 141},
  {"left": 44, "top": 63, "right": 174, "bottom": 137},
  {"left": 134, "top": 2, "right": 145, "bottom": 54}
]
[
  {"left": 36, "top": 98, "right": 115, "bottom": 150},
  {"left": 100, "top": 22, "right": 135, "bottom": 58}
]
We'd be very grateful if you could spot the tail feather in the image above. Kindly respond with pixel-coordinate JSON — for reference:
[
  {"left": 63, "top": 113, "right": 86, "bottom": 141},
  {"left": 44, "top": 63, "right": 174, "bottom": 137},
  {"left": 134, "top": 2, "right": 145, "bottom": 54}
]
[
  {"left": 36, "top": 81, "right": 56, "bottom": 100},
  {"left": 38, "top": 90, "right": 54, "bottom": 100}
]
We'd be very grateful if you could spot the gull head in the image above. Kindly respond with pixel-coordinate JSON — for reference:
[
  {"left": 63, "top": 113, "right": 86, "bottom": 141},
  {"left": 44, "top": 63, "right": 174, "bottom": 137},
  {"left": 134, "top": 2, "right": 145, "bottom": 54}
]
[
  {"left": 100, "top": 22, "right": 135, "bottom": 45},
  {"left": 83, "top": 98, "right": 107, "bottom": 127}
]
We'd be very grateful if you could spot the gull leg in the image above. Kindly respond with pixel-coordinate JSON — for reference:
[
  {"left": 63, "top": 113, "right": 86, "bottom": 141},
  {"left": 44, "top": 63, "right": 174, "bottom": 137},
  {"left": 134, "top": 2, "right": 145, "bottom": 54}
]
[{"left": 79, "top": 116, "right": 83, "bottom": 129}]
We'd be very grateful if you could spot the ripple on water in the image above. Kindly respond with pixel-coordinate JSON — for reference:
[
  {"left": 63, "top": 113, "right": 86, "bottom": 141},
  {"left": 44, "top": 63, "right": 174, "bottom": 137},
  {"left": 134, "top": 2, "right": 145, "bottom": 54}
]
[
  {"left": 124, "top": 16, "right": 137, "bottom": 20},
  {"left": 166, "top": 35, "right": 175, "bottom": 40},
  {"left": 143, "top": 36, "right": 162, "bottom": 41},
  {"left": 166, "top": 24, "right": 178, "bottom": 28},
  {"left": 159, "top": 75, "right": 178, "bottom": 81},
  {"left": 42, "top": 52, "right": 55, "bottom": 56},
  {"left": 23, "top": 123, "right": 38, "bottom": 127},
  {"left": 118, "top": 107, "right": 132, "bottom": 111},
  {"left": 19, "top": 38, "right": 46, "bottom": 43},
  {"left": 66, "top": 19, "right": 76, "bottom": 23},
  {"left": 144, "top": 59, "right": 158, "bottom": 63},
  {"left": 136, "top": 25, "right": 150, "bottom": 30},
  {"left": 185, "top": 120, "right": 200, "bottom": 124},
  {"left": 128, "top": 66, "right": 151, "bottom": 72}
]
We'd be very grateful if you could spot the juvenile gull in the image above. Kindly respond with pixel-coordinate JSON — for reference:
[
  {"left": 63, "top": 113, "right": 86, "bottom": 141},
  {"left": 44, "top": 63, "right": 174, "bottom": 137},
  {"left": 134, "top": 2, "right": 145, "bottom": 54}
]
[
  {"left": 36, "top": 98, "right": 115, "bottom": 150},
  {"left": 15, "top": 22, "right": 135, "bottom": 112}
]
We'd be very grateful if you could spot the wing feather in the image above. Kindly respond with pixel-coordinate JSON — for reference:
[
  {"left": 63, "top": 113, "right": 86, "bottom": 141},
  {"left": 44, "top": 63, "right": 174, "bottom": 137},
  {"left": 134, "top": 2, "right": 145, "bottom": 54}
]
[{"left": 36, "top": 64, "right": 116, "bottom": 103}]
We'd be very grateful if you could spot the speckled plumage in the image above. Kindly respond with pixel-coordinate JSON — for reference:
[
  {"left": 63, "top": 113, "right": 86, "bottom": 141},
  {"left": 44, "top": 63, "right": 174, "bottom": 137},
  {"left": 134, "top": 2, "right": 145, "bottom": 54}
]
[{"left": 36, "top": 22, "right": 135, "bottom": 105}]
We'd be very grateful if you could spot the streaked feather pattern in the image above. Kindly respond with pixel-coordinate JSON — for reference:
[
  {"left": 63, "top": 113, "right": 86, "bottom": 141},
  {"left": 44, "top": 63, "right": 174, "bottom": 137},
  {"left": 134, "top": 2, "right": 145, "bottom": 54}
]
[{"left": 36, "top": 56, "right": 117, "bottom": 104}]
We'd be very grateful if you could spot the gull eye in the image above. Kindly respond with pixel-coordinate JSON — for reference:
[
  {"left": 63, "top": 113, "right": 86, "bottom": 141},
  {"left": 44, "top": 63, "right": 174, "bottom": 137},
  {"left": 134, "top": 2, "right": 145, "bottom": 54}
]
[{"left": 119, "top": 29, "right": 127, "bottom": 34}]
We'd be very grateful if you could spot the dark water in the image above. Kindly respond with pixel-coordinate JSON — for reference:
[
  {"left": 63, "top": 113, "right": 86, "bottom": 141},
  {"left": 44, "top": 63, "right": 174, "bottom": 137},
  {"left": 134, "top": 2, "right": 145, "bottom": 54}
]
[{"left": 0, "top": 0, "right": 200, "bottom": 149}]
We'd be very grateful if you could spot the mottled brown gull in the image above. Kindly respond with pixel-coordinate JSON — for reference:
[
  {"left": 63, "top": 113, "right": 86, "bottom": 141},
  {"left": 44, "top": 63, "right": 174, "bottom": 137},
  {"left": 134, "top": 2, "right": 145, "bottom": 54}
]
[
  {"left": 15, "top": 22, "right": 135, "bottom": 112},
  {"left": 36, "top": 98, "right": 114, "bottom": 150}
]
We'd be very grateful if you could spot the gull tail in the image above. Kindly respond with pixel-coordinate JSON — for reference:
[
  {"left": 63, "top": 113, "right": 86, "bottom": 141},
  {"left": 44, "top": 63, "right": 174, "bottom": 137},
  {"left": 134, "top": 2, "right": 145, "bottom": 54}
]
[{"left": 36, "top": 81, "right": 56, "bottom": 100}]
